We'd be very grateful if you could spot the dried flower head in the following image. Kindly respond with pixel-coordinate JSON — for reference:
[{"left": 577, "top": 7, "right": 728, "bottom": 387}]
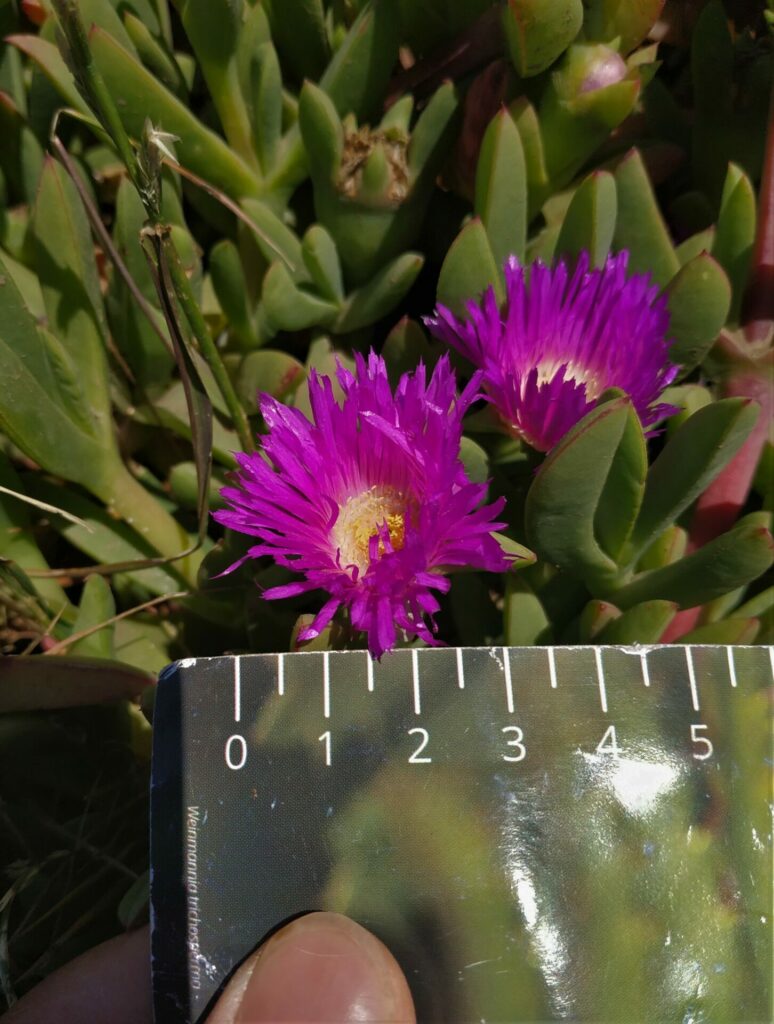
[
  {"left": 215, "top": 352, "right": 512, "bottom": 657},
  {"left": 425, "top": 251, "right": 678, "bottom": 452}
]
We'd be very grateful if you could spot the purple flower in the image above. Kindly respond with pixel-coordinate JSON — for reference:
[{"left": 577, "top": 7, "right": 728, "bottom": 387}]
[
  {"left": 215, "top": 352, "right": 512, "bottom": 658},
  {"left": 425, "top": 251, "right": 679, "bottom": 452}
]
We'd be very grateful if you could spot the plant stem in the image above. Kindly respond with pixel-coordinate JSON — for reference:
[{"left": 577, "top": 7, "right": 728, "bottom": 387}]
[
  {"left": 50, "top": 0, "right": 142, "bottom": 193},
  {"left": 162, "top": 235, "right": 255, "bottom": 452}
]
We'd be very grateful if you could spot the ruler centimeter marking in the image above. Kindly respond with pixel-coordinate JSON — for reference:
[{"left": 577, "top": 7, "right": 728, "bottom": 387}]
[
  {"left": 547, "top": 647, "right": 558, "bottom": 689},
  {"left": 323, "top": 651, "right": 331, "bottom": 719},
  {"left": 640, "top": 650, "right": 651, "bottom": 688},
  {"left": 685, "top": 646, "right": 700, "bottom": 711},
  {"left": 594, "top": 647, "right": 608, "bottom": 714},
  {"left": 230, "top": 645, "right": 774, "bottom": 725},
  {"left": 727, "top": 647, "right": 738, "bottom": 688},
  {"left": 412, "top": 648, "right": 421, "bottom": 715},
  {"left": 503, "top": 648, "right": 514, "bottom": 714},
  {"left": 233, "top": 657, "right": 241, "bottom": 723}
]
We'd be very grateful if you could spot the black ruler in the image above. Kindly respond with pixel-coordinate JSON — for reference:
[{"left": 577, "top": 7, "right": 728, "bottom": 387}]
[{"left": 150, "top": 644, "right": 773, "bottom": 1023}]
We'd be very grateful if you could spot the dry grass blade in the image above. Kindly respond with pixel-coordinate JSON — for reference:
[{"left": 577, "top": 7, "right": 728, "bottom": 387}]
[
  {"left": 41, "top": 590, "right": 187, "bottom": 657},
  {"left": 50, "top": 126, "right": 173, "bottom": 358},
  {"left": 142, "top": 227, "right": 214, "bottom": 542},
  {"left": 0, "top": 483, "right": 93, "bottom": 532},
  {"left": 162, "top": 156, "right": 295, "bottom": 272}
]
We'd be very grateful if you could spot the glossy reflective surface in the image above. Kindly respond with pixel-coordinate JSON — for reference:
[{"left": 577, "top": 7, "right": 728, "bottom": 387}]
[{"left": 152, "top": 645, "right": 773, "bottom": 1022}]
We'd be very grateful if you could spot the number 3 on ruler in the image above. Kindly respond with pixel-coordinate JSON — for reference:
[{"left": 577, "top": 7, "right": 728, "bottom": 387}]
[{"left": 502, "top": 725, "right": 526, "bottom": 762}]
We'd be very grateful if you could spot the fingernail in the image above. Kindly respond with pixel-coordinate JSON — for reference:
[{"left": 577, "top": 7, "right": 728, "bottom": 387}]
[{"left": 208, "top": 912, "right": 416, "bottom": 1024}]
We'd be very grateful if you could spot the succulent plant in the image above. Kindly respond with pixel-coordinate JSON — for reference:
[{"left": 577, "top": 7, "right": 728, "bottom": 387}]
[{"left": 0, "top": 0, "right": 771, "bottom": 1012}]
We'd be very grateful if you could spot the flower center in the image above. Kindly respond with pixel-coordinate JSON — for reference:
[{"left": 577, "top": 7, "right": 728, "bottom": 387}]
[{"left": 333, "top": 485, "right": 408, "bottom": 573}]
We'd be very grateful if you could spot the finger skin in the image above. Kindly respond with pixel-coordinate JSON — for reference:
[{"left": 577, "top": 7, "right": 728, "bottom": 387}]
[
  {"left": 4, "top": 913, "right": 416, "bottom": 1024},
  {"left": 208, "top": 912, "right": 417, "bottom": 1024},
  {"left": 4, "top": 926, "right": 152, "bottom": 1024}
]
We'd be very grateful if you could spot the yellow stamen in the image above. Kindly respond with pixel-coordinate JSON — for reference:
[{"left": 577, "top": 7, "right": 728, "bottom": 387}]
[{"left": 333, "top": 485, "right": 408, "bottom": 573}]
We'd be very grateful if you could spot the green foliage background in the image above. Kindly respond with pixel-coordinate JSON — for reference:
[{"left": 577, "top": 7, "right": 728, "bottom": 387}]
[{"left": 0, "top": 0, "right": 771, "bottom": 1009}]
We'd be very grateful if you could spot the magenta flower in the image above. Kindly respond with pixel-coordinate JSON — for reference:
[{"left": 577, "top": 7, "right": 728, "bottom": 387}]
[
  {"left": 215, "top": 352, "right": 512, "bottom": 657},
  {"left": 425, "top": 251, "right": 678, "bottom": 452}
]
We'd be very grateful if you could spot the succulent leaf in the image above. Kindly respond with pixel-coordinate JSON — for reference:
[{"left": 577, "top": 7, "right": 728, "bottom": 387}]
[
  {"left": 626, "top": 399, "right": 760, "bottom": 561},
  {"left": 437, "top": 218, "right": 502, "bottom": 315},
  {"left": 554, "top": 169, "right": 616, "bottom": 267},
  {"left": 663, "top": 253, "right": 731, "bottom": 376},
  {"left": 474, "top": 107, "right": 528, "bottom": 265},
  {"left": 525, "top": 395, "right": 633, "bottom": 584},
  {"left": 613, "top": 148, "right": 679, "bottom": 287},
  {"left": 502, "top": 0, "right": 583, "bottom": 78}
]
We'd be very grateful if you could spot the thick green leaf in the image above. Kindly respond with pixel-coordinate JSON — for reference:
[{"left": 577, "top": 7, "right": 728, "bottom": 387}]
[
  {"left": 502, "top": 0, "right": 583, "bottom": 77},
  {"left": 0, "top": 655, "right": 152, "bottom": 712},
  {"left": 298, "top": 81, "right": 344, "bottom": 180},
  {"left": 107, "top": 178, "right": 175, "bottom": 386},
  {"left": 262, "top": 261, "right": 338, "bottom": 332},
  {"left": 177, "top": 0, "right": 255, "bottom": 162},
  {"left": 626, "top": 398, "right": 759, "bottom": 560},
  {"left": 302, "top": 225, "right": 344, "bottom": 304},
  {"left": 614, "top": 517, "right": 773, "bottom": 610},
  {"left": 382, "top": 318, "right": 443, "bottom": 385},
  {"left": 123, "top": 12, "right": 187, "bottom": 98},
  {"left": 583, "top": 0, "right": 664, "bottom": 53},
  {"left": 596, "top": 600, "right": 677, "bottom": 643},
  {"left": 88, "top": 27, "right": 261, "bottom": 199},
  {"left": 58, "top": 0, "right": 139, "bottom": 55},
  {"left": 681, "top": 618, "right": 760, "bottom": 645},
  {"left": 33, "top": 158, "right": 112, "bottom": 434},
  {"left": 474, "top": 108, "right": 527, "bottom": 265},
  {"left": 235, "top": 349, "right": 306, "bottom": 414},
  {"left": 459, "top": 437, "right": 489, "bottom": 486},
  {"left": 637, "top": 525, "right": 687, "bottom": 571},
  {"left": 0, "top": 251, "right": 45, "bottom": 319},
  {"left": 593, "top": 395, "right": 647, "bottom": 561},
  {"left": 262, "top": 0, "right": 329, "bottom": 82},
  {"left": 437, "top": 218, "right": 502, "bottom": 316},
  {"left": 406, "top": 82, "right": 459, "bottom": 185},
  {"left": 241, "top": 197, "right": 305, "bottom": 280},
  {"left": 690, "top": 0, "right": 734, "bottom": 207},
  {"left": 0, "top": 251, "right": 113, "bottom": 491},
  {"left": 334, "top": 254, "right": 423, "bottom": 333},
  {"left": 578, "top": 599, "right": 620, "bottom": 640},
  {"left": 250, "top": 43, "right": 283, "bottom": 176},
  {"left": 503, "top": 575, "right": 551, "bottom": 645},
  {"left": 674, "top": 227, "right": 715, "bottom": 266},
  {"left": 319, "top": 0, "right": 399, "bottom": 124},
  {"left": 7, "top": 33, "right": 92, "bottom": 118},
  {"left": 68, "top": 574, "right": 116, "bottom": 659},
  {"left": 664, "top": 254, "right": 731, "bottom": 375},
  {"left": 712, "top": 163, "right": 756, "bottom": 323},
  {"left": 613, "top": 149, "right": 679, "bottom": 287},
  {"left": 540, "top": 57, "right": 640, "bottom": 197},
  {"left": 23, "top": 477, "right": 186, "bottom": 597},
  {"left": 555, "top": 170, "right": 617, "bottom": 268},
  {"left": 509, "top": 98, "right": 549, "bottom": 212},
  {"left": 209, "top": 239, "right": 258, "bottom": 350},
  {"left": 525, "top": 396, "right": 632, "bottom": 583},
  {"left": 0, "top": 454, "right": 70, "bottom": 612}
]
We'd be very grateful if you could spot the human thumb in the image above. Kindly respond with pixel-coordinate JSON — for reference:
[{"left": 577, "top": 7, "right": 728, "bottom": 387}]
[{"left": 207, "top": 912, "right": 417, "bottom": 1023}]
